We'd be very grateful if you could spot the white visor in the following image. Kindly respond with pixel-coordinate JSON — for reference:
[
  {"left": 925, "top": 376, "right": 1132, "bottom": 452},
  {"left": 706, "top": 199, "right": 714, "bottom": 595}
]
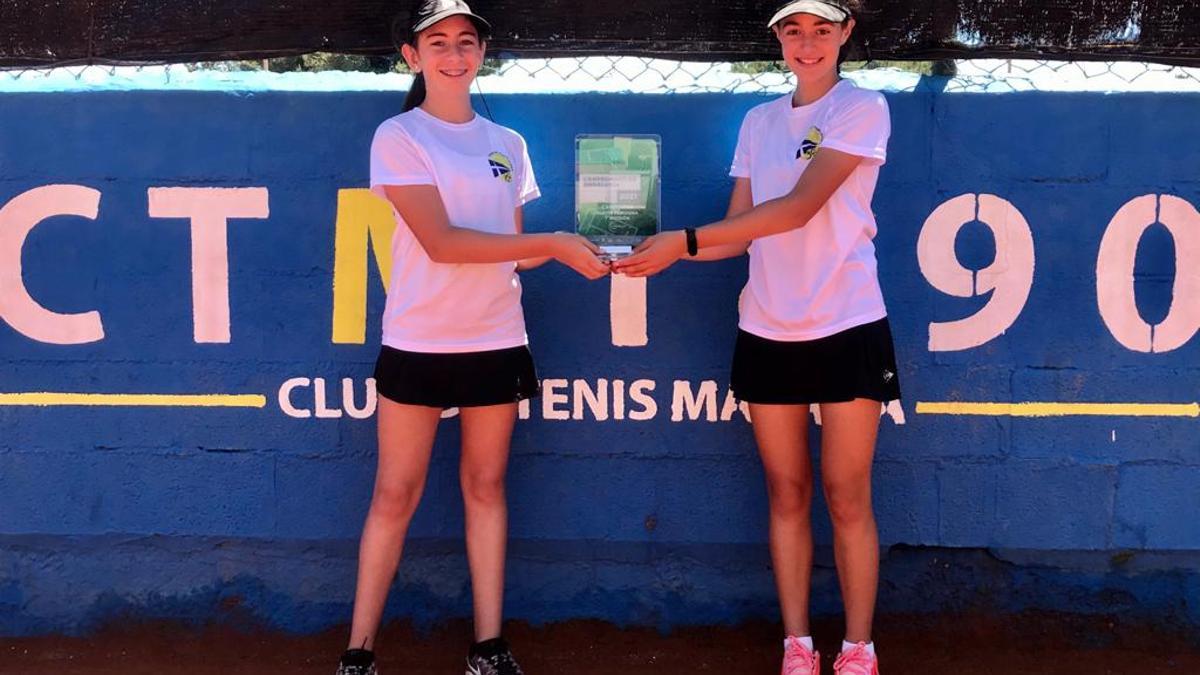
[
  {"left": 411, "top": 0, "right": 491, "bottom": 36},
  {"left": 413, "top": 9, "right": 491, "bottom": 35},
  {"left": 768, "top": 1, "right": 849, "bottom": 28}
]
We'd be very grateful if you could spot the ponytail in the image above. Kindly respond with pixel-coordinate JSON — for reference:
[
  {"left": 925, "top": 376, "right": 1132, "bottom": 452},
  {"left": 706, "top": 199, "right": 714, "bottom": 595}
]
[
  {"left": 392, "top": 7, "right": 425, "bottom": 113},
  {"left": 402, "top": 71, "right": 427, "bottom": 112}
]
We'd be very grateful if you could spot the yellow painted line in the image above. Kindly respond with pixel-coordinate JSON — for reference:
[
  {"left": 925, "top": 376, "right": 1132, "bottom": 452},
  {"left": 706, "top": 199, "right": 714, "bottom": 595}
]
[
  {"left": 0, "top": 393, "right": 267, "bottom": 408},
  {"left": 916, "top": 401, "right": 1200, "bottom": 418}
]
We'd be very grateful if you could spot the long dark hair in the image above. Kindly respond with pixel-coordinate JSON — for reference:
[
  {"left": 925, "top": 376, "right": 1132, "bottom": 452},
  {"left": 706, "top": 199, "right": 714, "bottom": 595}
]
[
  {"left": 402, "top": 73, "right": 427, "bottom": 112},
  {"left": 838, "top": 0, "right": 865, "bottom": 64},
  {"left": 391, "top": 11, "right": 427, "bottom": 112}
]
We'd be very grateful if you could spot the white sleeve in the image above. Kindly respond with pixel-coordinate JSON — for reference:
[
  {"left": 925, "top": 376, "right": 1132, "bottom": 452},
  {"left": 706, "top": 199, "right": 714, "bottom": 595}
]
[
  {"left": 729, "top": 109, "right": 756, "bottom": 178},
  {"left": 821, "top": 93, "right": 890, "bottom": 165},
  {"left": 515, "top": 135, "right": 541, "bottom": 205},
  {"left": 369, "top": 122, "right": 434, "bottom": 199}
]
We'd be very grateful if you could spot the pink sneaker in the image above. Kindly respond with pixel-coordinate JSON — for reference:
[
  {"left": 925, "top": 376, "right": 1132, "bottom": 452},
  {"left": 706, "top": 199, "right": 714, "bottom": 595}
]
[
  {"left": 781, "top": 636, "right": 820, "bottom": 675},
  {"left": 833, "top": 643, "right": 878, "bottom": 675}
]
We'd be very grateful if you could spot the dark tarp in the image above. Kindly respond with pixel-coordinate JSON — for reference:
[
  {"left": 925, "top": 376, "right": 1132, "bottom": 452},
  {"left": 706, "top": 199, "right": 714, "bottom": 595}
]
[{"left": 1, "top": 0, "right": 1197, "bottom": 68}]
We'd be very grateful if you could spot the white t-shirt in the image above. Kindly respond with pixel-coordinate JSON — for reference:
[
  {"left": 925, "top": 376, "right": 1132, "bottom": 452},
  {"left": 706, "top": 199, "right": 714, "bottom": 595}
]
[
  {"left": 370, "top": 107, "right": 540, "bottom": 353},
  {"left": 729, "top": 79, "right": 891, "bottom": 341}
]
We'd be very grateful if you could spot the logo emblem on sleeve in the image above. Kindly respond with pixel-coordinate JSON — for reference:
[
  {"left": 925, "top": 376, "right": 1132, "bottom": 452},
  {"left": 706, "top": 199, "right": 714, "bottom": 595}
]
[
  {"left": 488, "top": 152, "right": 513, "bottom": 183},
  {"left": 797, "top": 126, "right": 823, "bottom": 161}
]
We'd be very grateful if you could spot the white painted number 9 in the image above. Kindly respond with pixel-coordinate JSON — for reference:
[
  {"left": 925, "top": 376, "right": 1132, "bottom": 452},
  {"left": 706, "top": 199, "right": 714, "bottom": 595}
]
[{"left": 917, "top": 193, "right": 1036, "bottom": 352}]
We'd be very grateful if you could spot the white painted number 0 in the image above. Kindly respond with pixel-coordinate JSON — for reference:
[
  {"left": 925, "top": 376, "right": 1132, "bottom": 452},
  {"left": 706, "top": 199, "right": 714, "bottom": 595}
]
[{"left": 1097, "top": 194, "right": 1200, "bottom": 353}]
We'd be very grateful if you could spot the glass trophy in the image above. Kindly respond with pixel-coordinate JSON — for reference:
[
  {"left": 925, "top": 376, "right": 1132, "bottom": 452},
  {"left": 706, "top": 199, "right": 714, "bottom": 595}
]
[{"left": 575, "top": 134, "right": 661, "bottom": 260}]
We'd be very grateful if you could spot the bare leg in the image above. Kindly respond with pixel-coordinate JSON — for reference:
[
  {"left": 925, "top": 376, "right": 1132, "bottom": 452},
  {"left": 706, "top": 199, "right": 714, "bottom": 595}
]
[
  {"left": 818, "top": 398, "right": 881, "bottom": 644},
  {"left": 749, "top": 403, "right": 814, "bottom": 638},
  {"left": 459, "top": 403, "right": 519, "bottom": 642},
  {"left": 346, "top": 397, "right": 442, "bottom": 650}
]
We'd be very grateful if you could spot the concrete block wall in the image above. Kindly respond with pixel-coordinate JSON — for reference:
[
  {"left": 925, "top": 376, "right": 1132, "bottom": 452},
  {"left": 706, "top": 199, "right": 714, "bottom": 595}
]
[{"left": 1, "top": 86, "right": 1198, "bottom": 635}]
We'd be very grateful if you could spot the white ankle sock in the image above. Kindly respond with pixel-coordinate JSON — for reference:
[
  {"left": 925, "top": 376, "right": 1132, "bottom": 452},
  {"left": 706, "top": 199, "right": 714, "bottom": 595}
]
[
  {"left": 786, "top": 635, "right": 815, "bottom": 651},
  {"left": 842, "top": 640, "right": 875, "bottom": 656}
]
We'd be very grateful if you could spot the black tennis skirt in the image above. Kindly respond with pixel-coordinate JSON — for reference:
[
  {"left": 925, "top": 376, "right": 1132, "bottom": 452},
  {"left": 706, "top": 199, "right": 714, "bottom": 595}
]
[
  {"left": 730, "top": 318, "right": 901, "bottom": 405},
  {"left": 373, "top": 344, "right": 541, "bottom": 408}
]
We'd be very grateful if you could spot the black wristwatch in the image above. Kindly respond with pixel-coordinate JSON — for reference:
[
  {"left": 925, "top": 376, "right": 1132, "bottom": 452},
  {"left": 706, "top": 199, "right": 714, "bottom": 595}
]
[{"left": 684, "top": 228, "right": 698, "bottom": 257}]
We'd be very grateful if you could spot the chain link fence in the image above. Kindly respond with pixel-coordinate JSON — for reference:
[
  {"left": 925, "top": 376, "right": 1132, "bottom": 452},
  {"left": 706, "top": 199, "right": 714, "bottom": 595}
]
[{"left": 3, "top": 57, "right": 1199, "bottom": 93}]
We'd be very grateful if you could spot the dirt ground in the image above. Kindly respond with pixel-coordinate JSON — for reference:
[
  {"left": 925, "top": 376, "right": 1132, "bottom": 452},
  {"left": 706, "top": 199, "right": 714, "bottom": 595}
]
[{"left": 2, "top": 612, "right": 1197, "bottom": 674}]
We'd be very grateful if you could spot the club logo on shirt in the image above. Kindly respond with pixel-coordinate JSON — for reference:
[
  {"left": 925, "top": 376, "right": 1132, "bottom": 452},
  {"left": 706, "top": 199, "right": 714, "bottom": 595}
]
[
  {"left": 488, "top": 152, "right": 513, "bottom": 183},
  {"left": 797, "top": 126, "right": 823, "bottom": 161}
]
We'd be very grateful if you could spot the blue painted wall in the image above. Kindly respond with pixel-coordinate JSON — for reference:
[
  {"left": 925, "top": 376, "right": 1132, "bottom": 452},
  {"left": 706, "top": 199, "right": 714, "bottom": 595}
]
[{"left": 2, "top": 86, "right": 1199, "bottom": 635}]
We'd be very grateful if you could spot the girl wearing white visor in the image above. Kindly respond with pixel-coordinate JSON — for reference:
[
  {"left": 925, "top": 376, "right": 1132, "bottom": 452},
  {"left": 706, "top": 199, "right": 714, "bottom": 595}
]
[
  {"left": 615, "top": 1, "right": 895, "bottom": 673},
  {"left": 336, "top": 2, "right": 609, "bottom": 674}
]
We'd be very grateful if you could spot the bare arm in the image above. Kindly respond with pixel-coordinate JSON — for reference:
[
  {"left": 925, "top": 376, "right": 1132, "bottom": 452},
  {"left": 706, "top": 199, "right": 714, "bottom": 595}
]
[
  {"left": 613, "top": 149, "right": 864, "bottom": 276},
  {"left": 513, "top": 205, "right": 553, "bottom": 271},
  {"left": 695, "top": 149, "right": 862, "bottom": 248},
  {"left": 688, "top": 177, "right": 753, "bottom": 262},
  {"left": 383, "top": 184, "right": 608, "bottom": 279},
  {"left": 384, "top": 184, "right": 556, "bottom": 263}
]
